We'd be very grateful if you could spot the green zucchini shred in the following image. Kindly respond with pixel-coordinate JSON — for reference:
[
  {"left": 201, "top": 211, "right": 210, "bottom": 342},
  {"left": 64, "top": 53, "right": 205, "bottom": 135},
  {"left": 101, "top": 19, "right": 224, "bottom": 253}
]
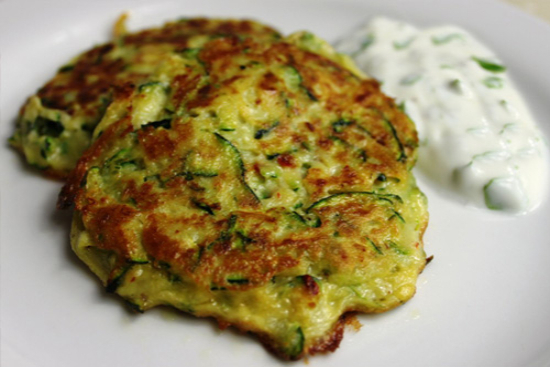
[
  {"left": 226, "top": 276, "right": 249, "bottom": 285},
  {"left": 192, "top": 198, "right": 215, "bottom": 215},
  {"left": 254, "top": 121, "right": 280, "bottom": 139},
  {"left": 383, "top": 119, "right": 407, "bottom": 162},
  {"left": 283, "top": 326, "right": 305, "bottom": 359},
  {"left": 332, "top": 119, "right": 354, "bottom": 133},
  {"left": 389, "top": 209, "right": 406, "bottom": 223},
  {"left": 105, "top": 266, "right": 132, "bottom": 293},
  {"left": 366, "top": 237, "right": 383, "bottom": 255},
  {"left": 214, "top": 132, "right": 260, "bottom": 202},
  {"left": 307, "top": 191, "right": 401, "bottom": 212},
  {"left": 388, "top": 241, "right": 408, "bottom": 255}
]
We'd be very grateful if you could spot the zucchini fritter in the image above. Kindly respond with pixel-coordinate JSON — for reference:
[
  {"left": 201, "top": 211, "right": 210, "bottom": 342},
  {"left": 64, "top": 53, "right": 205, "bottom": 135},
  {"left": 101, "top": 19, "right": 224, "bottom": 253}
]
[
  {"left": 59, "top": 29, "right": 428, "bottom": 360},
  {"left": 10, "top": 18, "right": 281, "bottom": 179}
]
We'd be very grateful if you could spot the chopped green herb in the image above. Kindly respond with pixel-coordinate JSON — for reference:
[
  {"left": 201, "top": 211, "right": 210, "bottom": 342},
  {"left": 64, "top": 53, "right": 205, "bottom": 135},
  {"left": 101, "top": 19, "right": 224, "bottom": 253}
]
[
  {"left": 483, "top": 76, "right": 504, "bottom": 89},
  {"left": 432, "top": 33, "right": 463, "bottom": 45},
  {"left": 450, "top": 79, "right": 462, "bottom": 91},
  {"left": 393, "top": 37, "right": 415, "bottom": 50},
  {"left": 352, "top": 34, "right": 374, "bottom": 56},
  {"left": 499, "top": 123, "right": 517, "bottom": 135},
  {"left": 472, "top": 57, "right": 506, "bottom": 73}
]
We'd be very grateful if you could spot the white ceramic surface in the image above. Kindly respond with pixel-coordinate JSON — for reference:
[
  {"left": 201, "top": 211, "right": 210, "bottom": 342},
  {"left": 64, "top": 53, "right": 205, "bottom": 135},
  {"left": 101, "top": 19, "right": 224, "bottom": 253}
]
[{"left": 1, "top": 0, "right": 550, "bottom": 366}]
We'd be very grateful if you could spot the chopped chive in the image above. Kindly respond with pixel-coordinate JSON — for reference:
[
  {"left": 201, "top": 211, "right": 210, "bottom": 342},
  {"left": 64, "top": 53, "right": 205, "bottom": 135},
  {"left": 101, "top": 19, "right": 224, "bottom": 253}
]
[
  {"left": 472, "top": 56, "right": 506, "bottom": 73},
  {"left": 393, "top": 37, "right": 415, "bottom": 50},
  {"left": 483, "top": 76, "right": 503, "bottom": 89},
  {"left": 432, "top": 33, "right": 463, "bottom": 45},
  {"left": 352, "top": 34, "right": 374, "bottom": 56}
]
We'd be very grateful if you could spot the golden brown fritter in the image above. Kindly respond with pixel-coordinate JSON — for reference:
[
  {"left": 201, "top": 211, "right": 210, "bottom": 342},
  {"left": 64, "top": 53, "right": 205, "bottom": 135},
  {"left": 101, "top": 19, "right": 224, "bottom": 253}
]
[
  {"left": 59, "top": 28, "right": 428, "bottom": 360},
  {"left": 10, "top": 18, "right": 281, "bottom": 179}
]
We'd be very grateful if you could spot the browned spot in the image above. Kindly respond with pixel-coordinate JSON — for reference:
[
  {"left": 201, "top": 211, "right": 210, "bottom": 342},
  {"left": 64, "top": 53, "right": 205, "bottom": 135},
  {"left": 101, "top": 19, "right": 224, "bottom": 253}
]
[
  {"left": 172, "top": 71, "right": 202, "bottom": 107},
  {"left": 83, "top": 204, "right": 138, "bottom": 258},
  {"left": 259, "top": 71, "right": 280, "bottom": 92},
  {"left": 138, "top": 127, "right": 176, "bottom": 161},
  {"left": 121, "top": 180, "right": 160, "bottom": 211},
  {"left": 142, "top": 215, "right": 182, "bottom": 264},
  {"left": 277, "top": 153, "right": 295, "bottom": 168},
  {"left": 302, "top": 275, "right": 320, "bottom": 296}
]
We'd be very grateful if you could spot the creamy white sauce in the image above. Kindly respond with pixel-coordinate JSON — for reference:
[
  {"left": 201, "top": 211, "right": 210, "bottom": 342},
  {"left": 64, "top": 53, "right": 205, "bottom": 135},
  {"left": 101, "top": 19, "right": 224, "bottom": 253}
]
[{"left": 337, "top": 17, "right": 549, "bottom": 214}]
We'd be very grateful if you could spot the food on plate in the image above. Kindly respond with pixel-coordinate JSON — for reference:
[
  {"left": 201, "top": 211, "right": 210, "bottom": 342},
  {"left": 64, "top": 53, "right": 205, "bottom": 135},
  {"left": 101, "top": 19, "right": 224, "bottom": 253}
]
[
  {"left": 9, "top": 17, "right": 281, "bottom": 179},
  {"left": 337, "top": 17, "right": 549, "bottom": 214},
  {"left": 58, "top": 24, "right": 429, "bottom": 360}
]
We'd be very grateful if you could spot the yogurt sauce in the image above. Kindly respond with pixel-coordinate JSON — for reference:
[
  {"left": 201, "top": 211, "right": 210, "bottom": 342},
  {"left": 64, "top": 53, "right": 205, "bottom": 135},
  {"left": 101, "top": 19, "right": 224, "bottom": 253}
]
[{"left": 337, "top": 17, "right": 549, "bottom": 214}]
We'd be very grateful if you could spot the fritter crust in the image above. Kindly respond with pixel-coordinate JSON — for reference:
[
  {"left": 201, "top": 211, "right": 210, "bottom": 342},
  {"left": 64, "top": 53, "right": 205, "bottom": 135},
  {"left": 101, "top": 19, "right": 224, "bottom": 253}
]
[
  {"left": 59, "top": 27, "right": 428, "bottom": 360},
  {"left": 10, "top": 18, "right": 281, "bottom": 178}
]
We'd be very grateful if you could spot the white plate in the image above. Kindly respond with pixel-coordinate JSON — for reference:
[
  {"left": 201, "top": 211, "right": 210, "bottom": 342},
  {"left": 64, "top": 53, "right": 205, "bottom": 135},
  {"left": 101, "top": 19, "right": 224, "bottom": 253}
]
[{"left": 2, "top": 0, "right": 550, "bottom": 366}]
